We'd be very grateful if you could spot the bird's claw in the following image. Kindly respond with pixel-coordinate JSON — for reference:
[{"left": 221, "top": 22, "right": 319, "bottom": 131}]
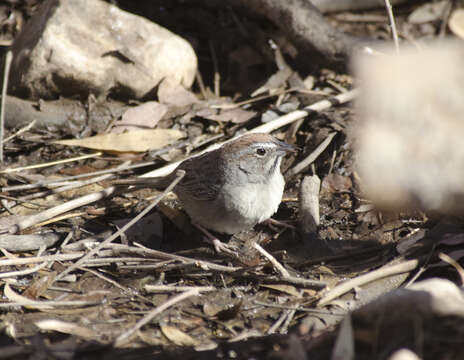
[
  {"left": 213, "top": 239, "right": 239, "bottom": 255},
  {"left": 264, "top": 218, "right": 296, "bottom": 232}
]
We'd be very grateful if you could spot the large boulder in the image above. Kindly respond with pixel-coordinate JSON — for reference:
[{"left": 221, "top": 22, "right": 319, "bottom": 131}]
[{"left": 9, "top": 0, "right": 197, "bottom": 100}]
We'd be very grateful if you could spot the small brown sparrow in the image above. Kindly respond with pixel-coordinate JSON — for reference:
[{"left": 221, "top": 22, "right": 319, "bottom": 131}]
[{"left": 116, "top": 133, "right": 296, "bottom": 253}]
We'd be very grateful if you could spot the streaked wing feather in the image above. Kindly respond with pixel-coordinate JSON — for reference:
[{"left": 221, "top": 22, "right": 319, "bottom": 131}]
[{"left": 177, "top": 151, "right": 223, "bottom": 201}]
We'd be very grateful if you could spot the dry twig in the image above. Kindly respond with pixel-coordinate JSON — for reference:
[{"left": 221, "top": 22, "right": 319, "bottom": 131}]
[{"left": 318, "top": 259, "right": 419, "bottom": 306}]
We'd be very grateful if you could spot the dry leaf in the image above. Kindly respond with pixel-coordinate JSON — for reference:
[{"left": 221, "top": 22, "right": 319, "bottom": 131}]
[
  {"left": 408, "top": 1, "right": 448, "bottom": 24},
  {"left": 22, "top": 272, "right": 57, "bottom": 299},
  {"left": 203, "top": 301, "right": 223, "bottom": 317},
  {"left": 112, "top": 101, "right": 168, "bottom": 133},
  {"left": 251, "top": 67, "right": 292, "bottom": 97},
  {"left": 4, "top": 283, "right": 53, "bottom": 309},
  {"left": 321, "top": 174, "right": 353, "bottom": 193},
  {"left": 55, "top": 129, "right": 185, "bottom": 152},
  {"left": 160, "top": 324, "right": 199, "bottom": 346},
  {"left": 158, "top": 78, "right": 199, "bottom": 107},
  {"left": 203, "top": 108, "right": 257, "bottom": 124},
  {"left": 35, "top": 319, "right": 97, "bottom": 340}
]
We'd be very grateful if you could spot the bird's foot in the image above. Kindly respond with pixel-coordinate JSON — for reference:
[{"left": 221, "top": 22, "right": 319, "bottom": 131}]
[
  {"left": 193, "top": 222, "right": 238, "bottom": 255},
  {"left": 263, "top": 218, "right": 296, "bottom": 232},
  {"left": 212, "top": 238, "right": 239, "bottom": 255}
]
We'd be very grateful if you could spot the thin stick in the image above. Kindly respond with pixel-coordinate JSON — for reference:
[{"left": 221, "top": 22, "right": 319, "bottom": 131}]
[
  {"left": 384, "top": 0, "right": 400, "bottom": 53},
  {"left": 0, "top": 252, "right": 83, "bottom": 266},
  {"left": 144, "top": 285, "right": 215, "bottom": 293},
  {"left": 212, "top": 88, "right": 328, "bottom": 110},
  {"left": 195, "top": 70, "right": 207, "bottom": 99},
  {"left": 4, "top": 284, "right": 101, "bottom": 309},
  {"left": 114, "top": 288, "right": 200, "bottom": 347},
  {"left": 0, "top": 262, "right": 48, "bottom": 278},
  {"left": 267, "top": 309, "right": 290, "bottom": 334},
  {"left": 3, "top": 119, "right": 36, "bottom": 143},
  {"left": 438, "top": 252, "right": 464, "bottom": 286},
  {"left": 254, "top": 300, "right": 345, "bottom": 316},
  {"left": 6, "top": 187, "right": 116, "bottom": 234},
  {"left": 1, "top": 152, "right": 102, "bottom": 174},
  {"left": 286, "top": 132, "right": 337, "bottom": 177},
  {"left": 253, "top": 242, "right": 290, "bottom": 278},
  {"left": 209, "top": 39, "right": 220, "bottom": 97},
  {"left": 0, "top": 51, "right": 12, "bottom": 164},
  {"left": 54, "top": 170, "right": 185, "bottom": 282},
  {"left": 2, "top": 160, "right": 159, "bottom": 192},
  {"left": 106, "top": 242, "right": 241, "bottom": 273},
  {"left": 318, "top": 259, "right": 419, "bottom": 306}
]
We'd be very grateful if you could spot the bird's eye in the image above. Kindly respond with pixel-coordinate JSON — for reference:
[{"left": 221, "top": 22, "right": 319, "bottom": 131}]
[{"left": 256, "top": 148, "right": 266, "bottom": 156}]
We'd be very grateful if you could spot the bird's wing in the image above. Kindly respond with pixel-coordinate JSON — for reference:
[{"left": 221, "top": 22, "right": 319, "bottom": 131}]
[{"left": 177, "top": 151, "right": 223, "bottom": 201}]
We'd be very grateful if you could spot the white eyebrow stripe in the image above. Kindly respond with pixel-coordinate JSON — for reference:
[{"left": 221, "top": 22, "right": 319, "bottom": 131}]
[{"left": 250, "top": 142, "right": 277, "bottom": 149}]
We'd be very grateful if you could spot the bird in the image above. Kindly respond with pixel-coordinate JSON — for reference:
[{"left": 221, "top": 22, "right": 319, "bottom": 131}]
[{"left": 115, "top": 133, "right": 296, "bottom": 253}]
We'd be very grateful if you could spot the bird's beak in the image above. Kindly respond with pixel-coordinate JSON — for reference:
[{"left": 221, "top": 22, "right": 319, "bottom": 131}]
[{"left": 275, "top": 140, "right": 298, "bottom": 155}]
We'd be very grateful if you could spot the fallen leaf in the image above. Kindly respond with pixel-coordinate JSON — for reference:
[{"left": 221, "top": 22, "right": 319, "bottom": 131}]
[
  {"left": 54, "top": 129, "right": 185, "bottom": 152},
  {"left": 112, "top": 101, "right": 168, "bottom": 133},
  {"left": 160, "top": 324, "right": 199, "bottom": 346},
  {"left": 22, "top": 272, "right": 57, "bottom": 299},
  {"left": 408, "top": 1, "right": 448, "bottom": 24},
  {"left": 158, "top": 78, "right": 199, "bottom": 107},
  {"left": 321, "top": 174, "right": 353, "bottom": 193},
  {"left": 251, "top": 67, "right": 292, "bottom": 97},
  {"left": 4, "top": 283, "right": 53, "bottom": 309},
  {"left": 203, "top": 108, "right": 256, "bottom": 124},
  {"left": 35, "top": 319, "right": 97, "bottom": 340}
]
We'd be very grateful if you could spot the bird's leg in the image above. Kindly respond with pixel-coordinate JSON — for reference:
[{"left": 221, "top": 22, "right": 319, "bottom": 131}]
[
  {"left": 263, "top": 218, "right": 296, "bottom": 232},
  {"left": 193, "top": 222, "right": 238, "bottom": 255}
]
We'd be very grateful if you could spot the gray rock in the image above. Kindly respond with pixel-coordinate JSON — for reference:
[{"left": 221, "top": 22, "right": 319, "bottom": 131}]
[{"left": 10, "top": 0, "right": 197, "bottom": 100}]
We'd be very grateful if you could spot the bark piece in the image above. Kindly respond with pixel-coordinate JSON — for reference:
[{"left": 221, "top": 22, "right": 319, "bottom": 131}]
[{"left": 299, "top": 175, "right": 321, "bottom": 234}]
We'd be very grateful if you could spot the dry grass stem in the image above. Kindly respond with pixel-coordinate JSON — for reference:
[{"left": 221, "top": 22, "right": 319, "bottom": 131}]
[
  {"left": 0, "top": 261, "right": 48, "bottom": 278},
  {"left": 253, "top": 242, "right": 290, "bottom": 278},
  {"left": 384, "top": 0, "right": 400, "bottom": 52},
  {"left": 0, "top": 50, "right": 12, "bottom": 163},
  {"left": 6, "top": 187, "right": 116, "bottom": 234},
  {"left": 1, "top": 152, "right": 102, "bottom": 174},
  {"left": 0, "top": 252, "right": 83, "bottom": 266},
  {"left": 144, "top": 285, "right": 215, "bottom": 293}
]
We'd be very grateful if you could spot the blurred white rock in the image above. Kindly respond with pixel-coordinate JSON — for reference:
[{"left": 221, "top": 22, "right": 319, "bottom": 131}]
[{"left": 353, "top": 41, "right": 464, "bottom": 213}]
